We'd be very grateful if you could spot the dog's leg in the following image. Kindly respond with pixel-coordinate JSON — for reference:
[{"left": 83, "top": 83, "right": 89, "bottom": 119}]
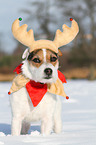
[
  {"left": 21, "top": 121, "right": 30, "bottom": 135},
  {"left": 10, "top": 88, "right": 30, "bottom": 136},
  {"left": 53, "top": 98, "right": 62, "bottom": 134},
  {"left": 54, "top": 115, "right": 62, "bottom": 134},
  {"left": 41, "top": 117, "right": 53, "bottom": 135},
  {"left": 11, "top": 117, "right": 23, "bottom": 136}
]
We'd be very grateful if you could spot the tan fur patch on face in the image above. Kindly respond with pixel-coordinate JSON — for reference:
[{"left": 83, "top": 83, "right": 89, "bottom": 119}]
[
  {"left": 28, "top": 49, "right": 58, "bottom": 68},
  {"left": 28, "top": 49, "right": 44, "bottom": 68},
  {"left": 46, "top": 50, "right": 58, "bottom": 66}
]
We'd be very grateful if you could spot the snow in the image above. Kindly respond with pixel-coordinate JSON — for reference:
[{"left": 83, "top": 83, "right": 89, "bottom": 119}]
[{"left": 0, "top": 80, "right": 96, "bottom": 145}]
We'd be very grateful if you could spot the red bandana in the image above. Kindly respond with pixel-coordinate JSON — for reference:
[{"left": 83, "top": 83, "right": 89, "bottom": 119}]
[
  {"left": 13, "top": 64, "right": 67, "bottom": 107},
  {"left": 26, "top": 81, "right": 47, "bottom": 107}
]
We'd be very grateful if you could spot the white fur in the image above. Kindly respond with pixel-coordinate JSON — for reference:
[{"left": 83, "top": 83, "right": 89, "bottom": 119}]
[
  {"left": 22, "top": 48, "right": 29, "bottom": 59},
  {"left": 43, "top": 49, "right": 46, "bottom": 62},
  {"left": 10, "top": 49, "right": 62, "bottom": 136}
]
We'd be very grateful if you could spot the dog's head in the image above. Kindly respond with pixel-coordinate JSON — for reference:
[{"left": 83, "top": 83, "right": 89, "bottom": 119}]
[{"left": 22, "top": 48, "right": 62, "bottom": 84}]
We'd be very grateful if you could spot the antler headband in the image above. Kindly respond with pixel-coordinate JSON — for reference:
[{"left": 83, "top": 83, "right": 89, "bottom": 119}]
[{"left": 12, "top": 18, "right": 79, "bottom": 53}]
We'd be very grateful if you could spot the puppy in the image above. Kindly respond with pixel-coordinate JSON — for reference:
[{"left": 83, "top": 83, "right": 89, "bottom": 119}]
[{"left": 10, "top": 48, "right": 62, "bottom": 136}]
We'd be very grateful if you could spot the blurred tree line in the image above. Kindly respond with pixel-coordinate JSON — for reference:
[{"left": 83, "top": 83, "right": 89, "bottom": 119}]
[{"left": 0, "top": 0, "right": 96, "bottom": 79}]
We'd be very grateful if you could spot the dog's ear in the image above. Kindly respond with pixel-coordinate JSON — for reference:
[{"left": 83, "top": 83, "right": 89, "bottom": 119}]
[
  {"left": 58, "top": 49, "right": 62, "bottom": 56},
  {"left": 22, "top": 48, "right": 29, "bottom": 59}
]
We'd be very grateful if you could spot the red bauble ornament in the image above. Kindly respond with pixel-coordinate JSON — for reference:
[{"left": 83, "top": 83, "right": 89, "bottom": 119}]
[
  {"left": 8, "top": 91, "right": 11, "bottom": 95},
  {"left": 70, "top": 18, "right": 73, "bottom": 21},
  {"left": 66, "top": 96, "right": 69, "bottom": 99}
]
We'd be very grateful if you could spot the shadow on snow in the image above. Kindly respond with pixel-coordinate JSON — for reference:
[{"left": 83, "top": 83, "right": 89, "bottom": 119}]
[{"left": 0, "top": 123, "right": 40, "bottom": 135}]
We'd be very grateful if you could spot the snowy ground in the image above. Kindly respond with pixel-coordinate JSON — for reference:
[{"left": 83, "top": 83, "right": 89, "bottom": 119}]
[{"left": 0, "top": 80, "right": 96, "bottom": 145}]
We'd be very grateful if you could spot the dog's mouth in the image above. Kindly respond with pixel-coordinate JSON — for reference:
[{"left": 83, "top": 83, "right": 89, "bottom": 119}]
[{"left": 43, "top": 76, "right": 52, "bottom": 79}]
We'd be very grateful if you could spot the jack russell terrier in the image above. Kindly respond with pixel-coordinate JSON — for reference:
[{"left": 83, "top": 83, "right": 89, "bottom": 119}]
[{"left": 8, "top": 17, "right": 79, "bottom": 135}]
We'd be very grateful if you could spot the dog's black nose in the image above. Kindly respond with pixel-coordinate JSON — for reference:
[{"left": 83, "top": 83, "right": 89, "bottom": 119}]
[{"left": 44, "top": 68, "right": 52, "bottom": 76}]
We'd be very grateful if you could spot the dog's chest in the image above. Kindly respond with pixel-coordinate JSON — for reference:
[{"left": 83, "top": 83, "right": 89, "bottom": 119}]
[
  {"left": 25, "top": 92, "right": 57, "bottom": 122},
  {"left": 11, "top": 87, "right": 57, "bottom": 122}
]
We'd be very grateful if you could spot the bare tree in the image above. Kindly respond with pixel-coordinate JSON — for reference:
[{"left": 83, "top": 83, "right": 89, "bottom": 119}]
[
  {"left": 21, "top": 0, "right": 58, "bottom": 39},
  {"left": 19, "top": 0, "right": 96, "bottom": 77}
]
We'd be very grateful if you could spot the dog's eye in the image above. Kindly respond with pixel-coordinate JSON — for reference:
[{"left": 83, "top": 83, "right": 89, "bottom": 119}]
[
  {"left": 32, "top": 58, "right": 41, "bottom": 63},
  {"left": 50, "top": 57, "right": 57, "bottom": 62}
]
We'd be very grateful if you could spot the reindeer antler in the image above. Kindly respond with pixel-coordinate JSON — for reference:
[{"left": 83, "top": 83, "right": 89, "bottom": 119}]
[
  {"left": 12, "top": 18, "right": 34, "bottom": 47},
  {"left": 54, "top": 18, "right": 79, "bottom": 47},
  {"left": 12, "top": 18, "right": 79, "bottom": 53}
]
